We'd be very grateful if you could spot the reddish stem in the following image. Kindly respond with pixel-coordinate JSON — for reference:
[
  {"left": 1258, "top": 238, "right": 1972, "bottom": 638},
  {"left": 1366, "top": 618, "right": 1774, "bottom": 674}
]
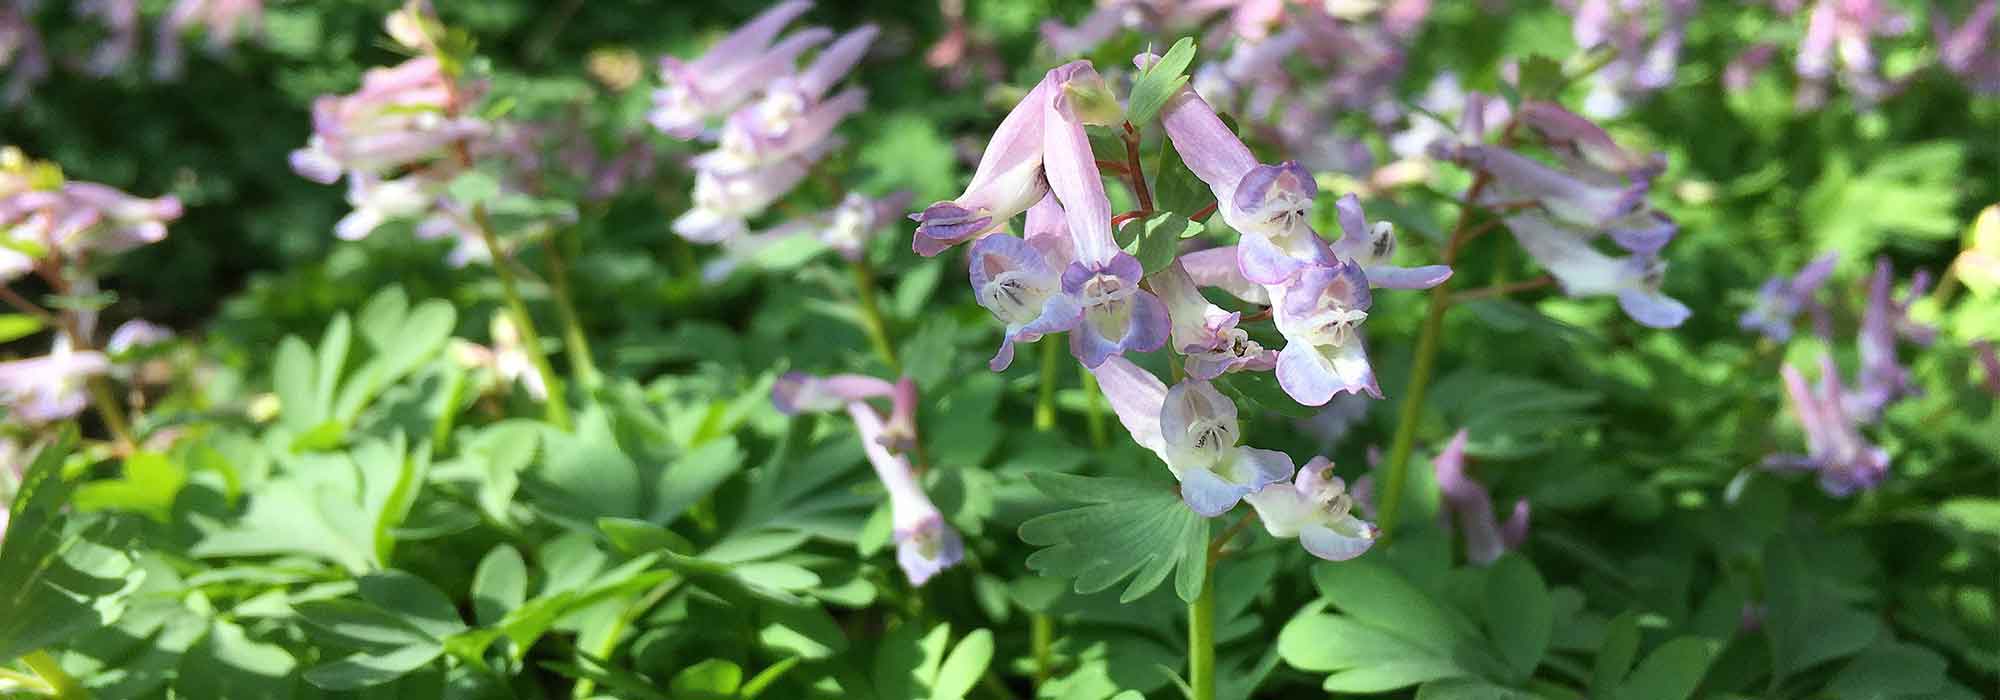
[{"left": 1191, "top": 201, "right": 1218, "bottom": 222}]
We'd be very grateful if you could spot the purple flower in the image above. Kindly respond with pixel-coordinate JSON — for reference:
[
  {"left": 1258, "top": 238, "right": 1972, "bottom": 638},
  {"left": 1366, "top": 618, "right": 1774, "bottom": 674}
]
[
  {"left": 289, "top": 57, "right": 488, "bottom": 185},
  {"left": 771, "top": 371, "right": 896, "bottom": 414},
  {"left": 0, "top": 5, "right": 50, "bottom": 104},
  {"left": 1935, "top": 0, "right": 2000, "bottom": 93},
  {"left": 672, "top": 143, "right": 830, "bottom": 244},
  {"left": 1501, "top": 213, "right": 1689, "bottom": 328},
  {"left": 649, "top": 1, "right": 828, "bottom": 139},
  {"left": 1431, "top": 430, "right": 1529, "bottom": 565},
  {"left": 0, "top": 336, "right": 110, "bottom": 424},
  {"left": 1153, "top": 259, "right": 1276, "bottom": 380},
  {"left": 1, "top": 160, "right": 182, "bottom": 279},
  {"left": 1564, "top": 0, "right": 1695, "bottom": 116},
  {"left": 154, "top": 0, "right": 264, "bottom": 80},
  {"left": 968, "top": 196, "right": 1083, "bottom": 371},
  {"left": 1328, "top": 194, "right": 1453, "bottom": 290},
  {"left": 1157, "top": 84, "right": 1335, "bottom": 284},
  {"left": 1088, "top": 357, "right": 1294, "bottom": 517},
  {"left": 847, "top": 400, "right": 963, "bottom": 586},
  {"left": 1740, "top": 253, "right": 1837, "bottom": 342},
  {"left": 1793, "top": 0, "right": 1912, "bottom": 108},
  {"left": 1273, "top": 260, "right": 1383, "bottom": 404},
  {"left": 1386, "top": 72, "right": 1510, "bottom": 161},
  {"left": 910, "top": 74, "right": 1054, "bottom": 256},
  {"left": 1846, "top": 258, "right": 1932, "bottom": 420},
  {"left": 1244, "top": 456, "right": 1379, "bottom": 561},
  {"left": 700, "top": 25, "right": 875, "bottom": 174},
  {"left": 1440, "top": 144, "right": 1662, "bottom": 251},
  {"left": 1766, "top": 353, "right": 1889, "bottom": 497},
  {"left": 105, "top": 319, "right": 173, "bottom": 356},
  {"left": 1061, "top": 252, "right": 1170, "bottom": 368},
  {"left": 76, "top": 0, "right": 141, "bottom": 77}
]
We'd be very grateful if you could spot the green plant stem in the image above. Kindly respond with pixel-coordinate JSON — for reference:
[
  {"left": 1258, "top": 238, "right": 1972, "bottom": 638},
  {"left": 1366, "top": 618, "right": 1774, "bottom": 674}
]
[
  {"left": 849, "top": 258, "right": 901, "bottom": 373},
  {"left": 1079, "top": 365, "right": 1108, "bottom": 449},
  {"left": 543, "top": 231, "right": 600, "bottom": 390},
  {"left": 1035, "top": 341, "right": 1061, "bottom": 431},
  {"left": 472, "top": 206, "right": 571, "bottom": 431},
  {"left": 0, "top": 667, "right": 54, "bottom": 695},
  {"left": 1187, "top": 553, "right": 1217, "bottom": 700},
  {"left": 1031, "top": 611, "right": 1055, "bottom": 686},
  {"left": 571, "top": 576, "right": 684, "bottom": 699},
  {"left": 23, "top": 650, "right": 85, "bottom": 699}
]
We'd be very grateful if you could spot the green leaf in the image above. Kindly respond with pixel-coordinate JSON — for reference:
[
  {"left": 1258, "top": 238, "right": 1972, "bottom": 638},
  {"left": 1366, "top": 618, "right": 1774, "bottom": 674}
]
[
  {"left": 653, "top": 436, "right": 745, "bottom": 523},
  {"left": 1416, "top": 678, "right": 1540, "bottom": 700},
  {"left": 1215, "top": 370, "right": 1318, "bottom": 419},
  {"left": 1018, "top": 473, "right": 1210, "bottom": 603},
  {"left": 533, "top": 406, "right": 642, "bottom": 520},
  {"left": 1483, "top": 555, "right": 1552, "bottom": 680},
  {"left": 1125, "top": 213, "right": 1199, "bottom": 275},
  {"left": 358, "top": 569, "right": 466, "bottom": 640},
  {"left": 1824, "top": 642, "right": 1948, "bottom": 700},
  {"left": 1516, "top": 55, "right": 1565, "bottom": 101},
  {"left": 741, "top": 657, "right": 803, "bottom": 699},
  {"left": 1939, "top": 498, "right": 2000, "bottom": 537},
  {"left": 874, "top": 622, "right": 952, "bottom": 700},
  {"left": 1313, "top": 560, "right": 1481, "bottom": 648},
  {"left": 933, "top": 629, "right": 995, "bottom": 700},
  {"left": 1614, "top": 637, "right": 1719, "bottom": 700},
  {"left": 0, "top": 313, "right": 44, "bottom": 343},
  {"left": 295, "top": 599, "right": 434, "bottom": 648},
  {"left": 0, "top": 433, "right": 145, "bottom": 662},
  {"left": 670, "top": 659, "right": 744, "bottom": 699},
  {"left": 1592, "top": 612, "right": 1642, "bottom": 697},
  {"left": 173, "top": 620, "right": 297, "bottom": 699},
  {"left": 598, "top": 517, "right": 694, "bottom": 556},
  {"left": 1153, "top": 135, "right": 1216, "bottom": 218},
  {"left": 1278, "top": 609, "right": 1472, "bottom": 693},
  {"left": 303, "top": 643, "right": 443, "bottom": 690},
  {"left": 1127, "top": 37, "right": 1196, "bottom": 126},
  {"left": 274, "top": 335, "right": 321, "bottom": 433},
  {"left": 471, "top": 545, "right": 528, "bottom": 627},
  {"left": 446, "top": 170, "right": 502, "bottom": 206},
  {"left": 72, "top": 451, "right": 187, "bottom": 522},
  {"left": 1764, "top": 540, "right": 1880, "bottom": 681},
  {"left": 758, "top": 603, "right": 847, "bottom": 659}
]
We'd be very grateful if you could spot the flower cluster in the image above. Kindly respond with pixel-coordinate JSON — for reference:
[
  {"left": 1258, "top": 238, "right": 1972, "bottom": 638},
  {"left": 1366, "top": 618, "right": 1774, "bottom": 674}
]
[
  {"left": 1741, "top": 253, "right": 1837, "bottom": 342},
  {"left": 1935, "top": 1, "right": 1999, "bottom": 93},
  {"left": 0, "top": 0, "right": 263, "bottom": 101},
  {"left": 154, "top": 0, "right": 265, "bottom": 80},
  {"left": 1434, "top": 99, "right": 1689, "bottom": 328},
  {"left": 654, "top": 2, "right": 905, "bottom": 275},
  {"left": 1764, "top": 256, "right": 1934, "bottom": 496},
  {"left": 1727, "top": 0, "right": 1915, "bottom": 109},
  {"left": 772, "top": 372, "right": 963, "bottom": 585},
  {"left": 1563, "top": 0, "right": 1696, "bottom": 117}
]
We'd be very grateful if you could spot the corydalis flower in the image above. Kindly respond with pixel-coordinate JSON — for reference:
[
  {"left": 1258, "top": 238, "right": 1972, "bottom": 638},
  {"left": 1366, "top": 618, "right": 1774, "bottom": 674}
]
[
  {"left": 1244, "top": 456, "right": 1379, "bottom": 561},
  {"left": 1793, "top": 0, "right": 1911, "bottom": 108},
  {"left": 968, "top": 195, "right": 1081, "bottom": 371},
  {"left": 288, "top": 57, "right": 487, "bottom": 185},
  {"left": 1564, "top": 0, "right": 1695, "bottom": 116},
  {"left": 449, "top": 315, "right": 547, "bottom": 401},
  {"left": 1935, "top": 0, "right": 2000, "bottom": 93},
  {"left": 0, "top": 335, "right": 109, "bottom": 424},
  {"left": 704, "top": 191, "right": 915, "bottom": 280},
  {"left": 1, "top": 153, "right": 183, "bottom": 281},
  {"left": 1847, "top": 258, "right": 1933, "bottom": 420},
  {"left": 1273, "top": 259, "right": 1382, "bottom": 402},
  {"left": 1501, "top": 213, "right": 1689, "bottom": 328},
  {"left": 910, "top": 73, "right": 1055, "bottom": 256},
  {"left": 1431, "top": 430, "right": 1529, "bottom": 565},
  {"left": 649, "top": 1, "right": 828, "bottom": 139},
  {"left": 698, "top": 25, "right": 875, "bottom": 174},
  {"left": 1153, "top": 259, "right": 1275, "bottom": 380},
  {"left": 1766, "top": 353, "right": 1889, "bottom": 496},
  {"left": 1740, "top": 253, "right": 1837, "bottom": 342},
  {"left": 1090, "top": 357, "right": 1292, "bottom": 516}
]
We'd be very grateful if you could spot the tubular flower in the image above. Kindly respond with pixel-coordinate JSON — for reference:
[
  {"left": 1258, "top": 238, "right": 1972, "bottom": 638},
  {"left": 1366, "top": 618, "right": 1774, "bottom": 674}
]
[
  {"left": 1089, "top": 357, "right": 1293, "bottom": 517},
  {"left": 1431, "top": 430, "right": 1529, "bottom": 565},
  {"left": 1793, "top": 0, "right": 1911, "bottom": 108},
  {"left": 1563, "top": 0, "right": 1695, "bottom": 116},
  {"left": 0, "top": 335, "right": 110, "bottom": 424},
  {"left": 1501, "top": 213, "right": 1689, "bottom": 328},
  {"left": 848, "top": 401, "right": 963, "bottom": 586},
  {"left": 1273, "top": 259, "right": 1382, "bottom": 403},
  {"left": 1157, "top": 84, "right": 1336, "bottom": 284},
  {"left": 1740, "top": 253, "right": 1837, "bottom": 342},
  {"left": 1328, "top": 194, "right": 1452, "bottom": 289},
  {"left": 1766, "top": 353, "right": 1889, "bottom": 496},
  {"left": 449, "top": 315, "right": 547, "bottom": 401},
  {"left": 1153, "top": 259, "right": 1276, "bottom": 380},
  {"left": 700, "top": 25, "right": 876, "bottom": 174},
  {"left": 1847, "top": 258, "right": 1933, "bottom": 420},
  {"left": 2, "top": 154, "right": 182, "bottom": 281},
  {"left": 1043, "top": 62, "right": 1168, "bottom": 368},
  {"left": 910, "top": 74, "right": 1055, "bottom": 257},
  {"left": 967, "top": 195, "right": 1082, "bottom": 371},
  {"left": 649, "top": 1, "right": 825, "bottom": 138},
  {"left": 1935, "top": 0, "right": 2000, "bottom": 93},
  {"left": 771, "top": 371, "right": 896, "bottom": 414},
  {"left": 672, "top": 142, "right": 829, "bottom": 244},
  {"left": 1245, "top": 456, "right": 1380, "bottom": 561},
  {"left": 703, "top": 191, "right": 916, "bottom": 280},
  {"left": 288, "top": 57, "right": 487, "bottom": 185}
]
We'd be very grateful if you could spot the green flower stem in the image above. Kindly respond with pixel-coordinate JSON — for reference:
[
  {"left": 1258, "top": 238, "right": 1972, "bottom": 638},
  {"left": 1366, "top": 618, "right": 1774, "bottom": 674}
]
[
  {"left": 543, "top": 229, "right": 600, "bottom": 390},
  {"left": 472, "top": 205, "right": 571, "bottom": 431},
  {"left": 1035, "top": 340, "right": 1061, "bottom": 431},
  {"left": 1187, "top": 553, "right": 1217, "bottom": 700},
  {"left": 1079, "top": 365, "right": 1108, "bottom": 449},
  {"left": 23, "top": 650, "right": 85, "bottom": 699},
  {"left": 1031, "top": 611, "right": 1055, "bottom": 686},
  {"left": 849, "top": 258, "right": 901, "bottom": 373}
]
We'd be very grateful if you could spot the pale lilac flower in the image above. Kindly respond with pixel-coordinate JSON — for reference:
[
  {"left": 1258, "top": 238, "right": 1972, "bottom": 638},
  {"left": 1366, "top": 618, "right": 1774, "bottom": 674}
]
[
  {"left": 1500, "top": 213, "right": 1689, "bottom": 328},
  {"left": 1089, "top": 357, "right": 1294, "bottom": 516},
  {"left": 76, "top": 0, "right": 140, "bottom": 77},
  {"left": 650, "top": 1, "right": 827, "bottom": 139},
  {"left": 699, "top": 25, "right": 875, "bottom": 174},
  {"left": 449, "top": 315, "right": 547, "bottom": 401},
  {"left": 0, "top": 166, "right": 182, "bottom": 279},
  {"left": 105, "top": 319, "right": 173, "bottom": 355},
  {"left": 1153, "top": 259, "right": 1276, "bottom": 380},
  {"left": 334, "top": 176, "right": 436, "bottom": 241},
  {"left": 967, "top": 195, "right": 1082, "bottom": 371},
  {"left": 0, "top": 335, "right": 110, "bottom": 424},
  {"left": 1043, "top": 62, "right": 1168, "bottom": 368},
  {"left": 1431, "top": 430, "right": 1529, "bottom": 565},
  {"left": 1440, "top": 144, "right": 1668, "bottom": 254},
  {"left": 1766, "top": 353, "right": 1889, "bottom": 496},
  {"left": 1564, "top": 0, "right": 1695, "bottom": 116},
  {"left": 1846, "top": 258, "right": 1933, "bottom": 420},
  {"left": 0, "top": 3, "right": 49, "bottom": 104},
  {"left": 672, "top": 142, "right": 831, "bottom": 244},
  {"left": 848, "top": 399, "right": 962, "bottom": 585},
  {"left": 1244, "top": 456, "right": 1379, "bottom": 561},
  {"left": 1740, "top": 253, "right": 1837, "bottom": 342},
  {"left": 1329, "top": 194, "right": 1453, "bottom": 289},
  {"left": 911, "top": 74, "right": 1055, "bottom": 256},
  {"left": 1935, "top": 0, "right": 2000, "bottom": 93},
  {"left": 1273, "top": 259, "right": 1383, "bottom": 403},
  {"left": 1386, "top": 72, "right": 1509, "bottom": 161},
  {"left": 703, "top": 191, "right": 915, "bottom": 279},
  {"left": 771, "top": 371, "right": 895, "bottom": 414},
  {"left": 1157, "top": 84, "right": 1333, "bottom": 285},
  {"left": 288, "top": 57, "right": 488, "bottom": 184},
  {"left": 154, "top": 0, "right": 264, "bottom": 80},
  {"left": 1794, "top": 0, "right": 1911, "bottom": 109}
]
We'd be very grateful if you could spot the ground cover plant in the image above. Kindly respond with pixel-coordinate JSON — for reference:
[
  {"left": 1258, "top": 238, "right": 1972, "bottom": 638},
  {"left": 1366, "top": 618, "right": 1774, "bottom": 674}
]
[{"left": 0, "top": 0, "right": 1996, "bottom": 698}]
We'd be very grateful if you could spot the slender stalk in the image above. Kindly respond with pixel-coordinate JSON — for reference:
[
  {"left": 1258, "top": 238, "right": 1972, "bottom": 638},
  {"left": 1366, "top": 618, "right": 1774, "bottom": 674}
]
[
  {"left": 1451, "top": 275, "right": 1553, "bottom": 303},
  {"left": 1208, "top": 510, "right": 1257, "bottom": 559},
  {"left": 471, "top": 206, "right": 571, "bottom": 431},
  {"left": 1035, "top": 340, "right": 1061, "bottom": 431},
  {"left": 23, "top": 650, "right": 85, "bottom": 699},
  {"left": 571, "top": 576, "right": 684, "bottom": 699},
  {"left": 0, "top": 285, "right": 57, "bottom": 327},
  {"left": 1079, "top": 365, "right": 1108, "bottom": 449},
  {"left": 37, "top": 279, "right": 136, "bottom": 451},
  {"left": 543, "top": 231, "right": 601, "bottom": 389},
  {"left": 1187, "top": 554, "right": 1217, "bottom": 700},
  {"left": 1031, "top": 612, "right": 1055, "bottom": 686},
  {"left": 1120, "top": 122, "right": 1155, "bottom": 212},
  {"left": 849, "top": 258, "right": 901, "bottom": 373}
]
